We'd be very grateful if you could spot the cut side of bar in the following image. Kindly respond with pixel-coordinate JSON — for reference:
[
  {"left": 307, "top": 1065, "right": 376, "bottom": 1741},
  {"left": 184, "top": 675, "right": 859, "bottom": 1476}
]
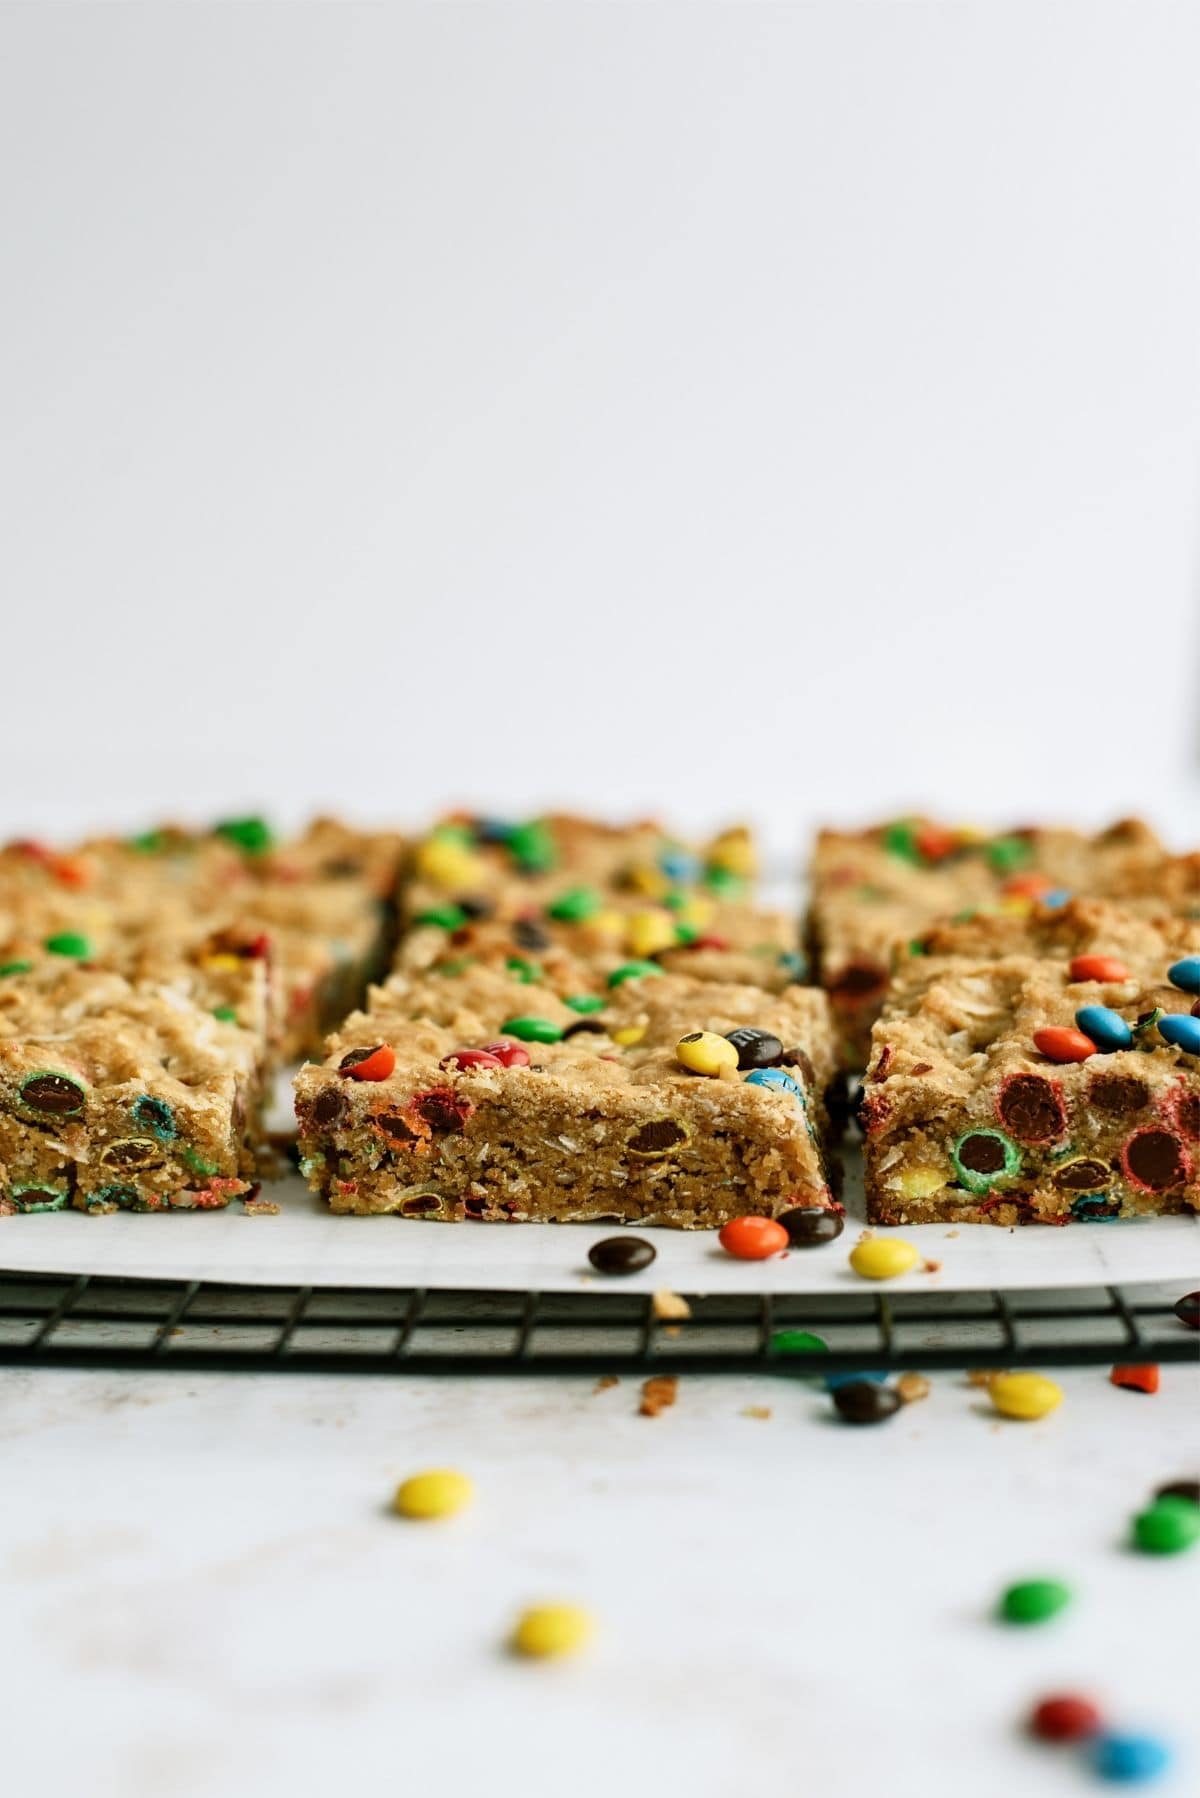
[
  {"left": 862, "top": 903, "right": 1200, "bottom": 1225},
  {"left": 295, "top": 966, "right": 839, "bottom": 1226},
  {"left": 0, "top": 960, "right": 265, "bottom": 1212}
]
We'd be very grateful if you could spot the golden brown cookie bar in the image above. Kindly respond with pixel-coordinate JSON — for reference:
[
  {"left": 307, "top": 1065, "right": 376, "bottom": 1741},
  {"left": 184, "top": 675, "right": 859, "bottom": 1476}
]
[
  {"left": 400, "top": 814, "right": 757, "bottom": 926},
  {"left": 807, "top": 816, "right": 1167, "bottom": 1068},
  {"left": 862, "top": 907, "right": 1200, "bottom": 1226},
  {"left": 0, "top": 818, "right": 403, "bottom": 1061},
  {"left": 0, "top": 958, "right": 264, "bottom": 1213},
  {"left": 295, "top": 965, "right": 838, "bottom": 1226},
  {"left": 395, "top": 898, "right": 806, "bottom": 995},
  {"left": 82, "top": 817, "right": 402, "bottom": 1058}
]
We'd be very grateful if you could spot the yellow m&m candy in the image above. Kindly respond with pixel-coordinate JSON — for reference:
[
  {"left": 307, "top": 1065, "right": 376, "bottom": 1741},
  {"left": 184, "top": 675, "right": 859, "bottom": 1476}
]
[
  {"left": 512, "top": 1603, "right": 595, "bottom": 1659},
  {"left": 393, "top": 1468, "right": 474, "bottom": 1519},
  {"left": 848, "top": 1237, "right": 919, "bottom": 1280},
  {"left": 415, "top": 837, "right": 486, "bottom": 890},
  {"left": 988, "top": 1373, "right": 1063, "bottom": 1421},
  {"left": 625, "top": 910, "right": 676, "bottom": 959},
  {"left": 675, "top": 1031, "right": 739, "bottom": 1077}
]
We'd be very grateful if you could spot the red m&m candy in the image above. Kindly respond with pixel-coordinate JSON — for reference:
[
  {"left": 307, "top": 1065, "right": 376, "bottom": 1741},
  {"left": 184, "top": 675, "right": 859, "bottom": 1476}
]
[
  {"left": 478, "top": 1039, "right": 532, "bottom": 1068},
  {"left": 440, "top": 1048, "right": 505, "bottom": 1073},
  {"left": 1029, "top": 1694, "right": 1102, "bottom": 1742}
]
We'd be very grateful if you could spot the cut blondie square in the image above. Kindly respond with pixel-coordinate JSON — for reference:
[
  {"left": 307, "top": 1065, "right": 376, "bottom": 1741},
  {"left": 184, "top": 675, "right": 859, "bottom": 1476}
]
[
  {"left": 808, "top": 816, "right": 1167, "bottom": 1068},
  {"left": 0, "top": 958, "right": 265, "bottom": 1213},
  {"left": 395, "top": 898, "right": 807, "bottom": 995},
  {"left": 862, "top": 902, "right": 1200, "bottom": 1225},
  {"left": 295, "top": 965, "right": 838, "bottom": 1226},
  {"left": 401, "top": 814, "right": 759, "bottom": 927},
  {"left": 0, "top": 817, "right": 403, "bottom": 1061}
]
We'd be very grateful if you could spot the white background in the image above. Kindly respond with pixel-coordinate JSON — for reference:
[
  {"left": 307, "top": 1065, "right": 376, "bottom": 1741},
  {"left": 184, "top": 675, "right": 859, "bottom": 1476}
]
[
  {"left": 2, "top": 1359, "right": 1197, "bottom": 1798},
  {"left": 1, "top": 15, "right": 1199, "bottom": 1797},
  {"left": 2, "top": 2, "right": 1198, "bottom": 853}
]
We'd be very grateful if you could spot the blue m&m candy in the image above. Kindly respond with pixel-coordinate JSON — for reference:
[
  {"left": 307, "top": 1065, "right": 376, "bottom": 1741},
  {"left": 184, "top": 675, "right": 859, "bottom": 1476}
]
[
  {"left": 1089, "top": 1730, "right": 1172, "bottom": 1783},
  {"left": 744, "top": 1067, "right": 805, "bottom": 1103},
  {"left": 1158, "top": 1013, "right": 1200, "bottom": 1055},
  {"left": 658, "top": 847, "right": 700, "bottom": 883},
  {"left": 1167, "top": 955, "right": 1200, "bottom": 994},
  {"left": 1041, "top": 887, "right": 1072, "bottom": 909},
  {"left": 1075, "top": 1005, "right": 1134, "bottom": 1052}
]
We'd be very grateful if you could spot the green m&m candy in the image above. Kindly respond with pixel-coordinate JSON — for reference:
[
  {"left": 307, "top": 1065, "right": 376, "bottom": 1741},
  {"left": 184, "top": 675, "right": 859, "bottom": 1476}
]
[
  {"left": 1133, "top": 1500, "right": 1200, "bottom": 1555},
  {"left": 607, "top": 961, "right": 664, "bottom": 988},
  {"left": 547, "top": 887, "right": 601, "bottom": 923},
  {"left": 998, "top": 1578, "right": 1073, "bottom": 1624},
  {"left": 499, "top": 1016, "right": 564, "bottom": 1044},
  {"left": 44, "top": 931, "right": 91, "bottom": 959},
  {"left": 215, "top": 816, "right": 274, "bottom": 855}
]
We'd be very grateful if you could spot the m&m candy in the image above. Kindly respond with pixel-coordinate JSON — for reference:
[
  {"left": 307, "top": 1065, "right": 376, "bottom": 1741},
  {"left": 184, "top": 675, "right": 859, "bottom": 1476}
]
[
  {"left": 511, "top": 1603, "right": 595, "bottom": 1658},
  {"left": 988, "top": 1372, "right": 1063, "bottom": 1420},
  {"left": 1029, "top": 1693, "right": 1101, "bottom": 1742},
  {"left": 1167, "top": 955, "right": 1200, "bottom": 994},
  {"left": 393, "top": 1468, "right": 473, "bottom": 1519},
  {"left": 1075, "top": 1006, "right": 1133, "bottom": 1053},
  {"left": 848, "top": 1237, "right": 919, "bottom": 1280},
  {"left": 718, "top": 1216, "right": 789, "bottom": 1260},
  {"left": 1034, "top": 1026, "right": 1096, "bottom": 1063}
]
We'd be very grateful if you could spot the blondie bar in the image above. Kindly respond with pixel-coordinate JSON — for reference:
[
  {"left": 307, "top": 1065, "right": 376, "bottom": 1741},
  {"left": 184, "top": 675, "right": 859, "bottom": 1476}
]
[
  {"left": 295, "top": 964, "right": 838, "bottom": 1226},
  {"left": 401, "top": 814, "right": 758, "bottom": 926},
  {"left": 0, "top": 957, "right": 264, "bottom": 1212},
  {"left": 0, "top": 818, "right": 402, "bottom": 1061},
  {"left": 396, "top": 898, "right": 805, "bottom": 995},
  {"left": 862, "top": 902, "right": 1200, "bottom": 1225},
  {"left": 808, "top": 816, "right": 1167, "bottom": 1067}
]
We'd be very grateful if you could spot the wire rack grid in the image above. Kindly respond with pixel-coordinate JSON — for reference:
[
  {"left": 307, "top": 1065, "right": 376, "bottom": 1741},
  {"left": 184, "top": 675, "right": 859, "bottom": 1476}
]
[{"left": 0, "top": 1274, "right": 1195, "bottom": 1376}]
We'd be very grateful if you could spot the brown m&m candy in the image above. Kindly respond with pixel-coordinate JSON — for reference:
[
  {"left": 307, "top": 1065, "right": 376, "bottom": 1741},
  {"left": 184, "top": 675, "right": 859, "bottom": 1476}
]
[
  {"left": 724, "top": 1027, "right": 784, "bottom": 1070},
  {"left": 778, "top": 1206, "right": 844, "bottom": 1247},
  {"left": 588, "top": 1235, "right": 657, "bottom": 1276},
  {"left": 832, "top": 1381, "right": 902, "bottom": 1424}
]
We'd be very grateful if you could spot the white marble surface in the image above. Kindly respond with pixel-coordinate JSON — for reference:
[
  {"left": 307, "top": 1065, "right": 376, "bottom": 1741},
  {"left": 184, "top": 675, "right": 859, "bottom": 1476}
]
[{"left": 2, "top": 1356, "right": 1196, "bottom": 1798}]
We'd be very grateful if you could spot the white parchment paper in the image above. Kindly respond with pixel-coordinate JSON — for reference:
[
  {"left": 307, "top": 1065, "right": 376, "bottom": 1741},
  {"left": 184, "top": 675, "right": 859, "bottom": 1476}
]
[{"left": 1, "top": 1146, "right": 1195, "bottom": 1293}]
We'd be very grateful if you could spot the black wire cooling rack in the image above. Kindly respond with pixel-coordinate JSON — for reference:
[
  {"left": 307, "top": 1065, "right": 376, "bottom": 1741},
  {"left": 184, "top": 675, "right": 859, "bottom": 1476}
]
[{"left": 0, "top": 1274, "right": 1195, "bottom": 1375}]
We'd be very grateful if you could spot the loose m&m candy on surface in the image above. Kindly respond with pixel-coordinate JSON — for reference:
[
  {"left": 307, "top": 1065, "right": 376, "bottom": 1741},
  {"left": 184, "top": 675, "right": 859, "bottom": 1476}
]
[
  {"left": 718, "top": 1215, "right": 789, "bottom": 1259},
  {"left": 1089, "top": 1731, "right": 1173, "bottom": 1783},
  {"left": 848, "top": 1237, "right": 919, "bottom": 1280},
  {"left": 511, "top": 1603, "right": 595, "bottom": 1659},
  {"left": 998, "top": 1576, "right": 1072, "bottom": 1624},
  {"left": 393, "top": 1468, "right": 473, "bottom": 1520},
  {"left": 1029, "top": 1693, "right": 1101, "bottom": 1742},
  {"left": 988, "top": 1372, "right": 1063, "bottom": 1420}
]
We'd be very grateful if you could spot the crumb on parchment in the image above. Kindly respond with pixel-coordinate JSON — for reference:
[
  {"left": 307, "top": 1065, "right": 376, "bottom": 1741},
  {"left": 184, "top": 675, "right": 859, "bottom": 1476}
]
[{"left": 639, "top": 1375, "right": 678, "bottom": 1417}]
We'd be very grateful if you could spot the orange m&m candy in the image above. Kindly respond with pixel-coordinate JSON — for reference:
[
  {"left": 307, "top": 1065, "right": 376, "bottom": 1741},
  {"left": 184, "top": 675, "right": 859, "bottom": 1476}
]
[
  {"left": 338, "top": 1043, "right": 397, "bottom": 1081},
  {"left": 1033, "top": 1026, "right": 1096, "bottom": 1064},
  {"left": 718, "top": 1216, "right": 789, "bottom": 1260},
  {"left": 1069, "top": 955, "right": 1131, "bottom": 983},
  {"left": 1001, "top": 873, "right": 1054, "bottom": 900}
]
